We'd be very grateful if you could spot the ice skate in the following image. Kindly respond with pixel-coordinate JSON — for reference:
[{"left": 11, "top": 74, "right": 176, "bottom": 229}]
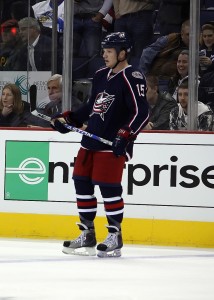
[
  {"left": 97, "top": 225, "right": 123, "bottom": 258},
  {"left": 62, "top": 223, "right": 97, "bottom": 256}
]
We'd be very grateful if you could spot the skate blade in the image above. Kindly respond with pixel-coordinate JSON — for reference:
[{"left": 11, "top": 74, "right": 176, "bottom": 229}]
[
  {"left": 97, "top": 248, "right": 121, "bottom": 258},
  {"left": 62, "top": 246, "right": 96, "bottom": 256}
]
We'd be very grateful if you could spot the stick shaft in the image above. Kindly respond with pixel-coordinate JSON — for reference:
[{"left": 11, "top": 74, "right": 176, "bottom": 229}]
[
  {"left": 63, "top": 123, "right": 112, "bottom": 146},
  {"left": 32, "top": 111, "right": 113, "bottom": 146}
]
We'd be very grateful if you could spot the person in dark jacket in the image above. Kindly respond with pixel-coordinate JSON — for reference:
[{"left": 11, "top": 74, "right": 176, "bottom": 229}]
[
  {"left": 0, "top": 83, "right": 49, "bottom": 127},
  {"left": 144, "top": 75, "right": 177, "bottom": 130},
  {"left": 198, "top": 71, "right": 214, "bottom": 111},
  {"left": 140, "top": 19, "right": 190, "bottom": 80},
  {"left": 3, "top": 17, "right": 62, "bottom": 73},
  {"left": 37, "top": 74, "right": 84, "bottom": 117},
  {"left": 0, "top": 19, "right": 24, "bottom": 69},
  {"left": 199, "top": 23, "right": 214, "bottom": 75},
  {"left": 18, "top": 17, "right": 52, "bottom": 71}
]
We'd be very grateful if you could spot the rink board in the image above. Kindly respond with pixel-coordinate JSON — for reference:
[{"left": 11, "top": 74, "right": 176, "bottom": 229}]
[
  {"left": 0, "top": 213, "right": 214, "bottom": 248},
  {"left": 0, "top": 129, "right": 214, "bottom": 247}
]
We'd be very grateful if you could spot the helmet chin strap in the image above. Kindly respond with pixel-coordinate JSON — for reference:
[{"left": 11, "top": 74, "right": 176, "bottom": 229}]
[
  {"left": 112, "top": 53, "right": 126, "bottom": 70},
  {"left": 112, "top": 60, "right": 120, "bottom": 70}
]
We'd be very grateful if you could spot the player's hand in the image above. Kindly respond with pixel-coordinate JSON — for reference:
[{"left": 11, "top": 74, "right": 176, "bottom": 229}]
[
  {"left": 50, "top": 112, "right": 66, "bottom": 124},
  {"left": 50, "top": 112, "right": 69, "bottom": 133},
  {"left": 51, "top": 119, "right": 70, "bottom": 134},
  {"left": 51, "top": 111, "right": 83, "bottom": 127},
  {"left": 112, "top": 127, "right": 136, "bottom": 157}
]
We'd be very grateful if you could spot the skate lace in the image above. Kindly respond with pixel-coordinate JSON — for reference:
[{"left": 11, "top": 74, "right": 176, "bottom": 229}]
[
  {"left": 74, "top": 232, "right": 86, "bottom": 246},
  {"left": 103, "top": 233, "right": 117, "bottom": 247}
]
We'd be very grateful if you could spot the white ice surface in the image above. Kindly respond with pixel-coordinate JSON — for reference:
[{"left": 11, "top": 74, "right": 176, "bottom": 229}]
[{"left": 0, "top": 239, "right": 214, "bottom": 300}]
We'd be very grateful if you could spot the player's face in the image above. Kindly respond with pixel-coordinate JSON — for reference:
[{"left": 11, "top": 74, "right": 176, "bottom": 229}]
[
  {"left": 178, "top": 88, "right": 188, "bottom": 110},
  {"left": 177, "top": 54, "right": 189, "bottom": 78},
  {"left": 47, "top": 80, "right": 62, "bottom": 101},
  {"left": 102, "top": 48, "right": 117, "bottom": 68}
]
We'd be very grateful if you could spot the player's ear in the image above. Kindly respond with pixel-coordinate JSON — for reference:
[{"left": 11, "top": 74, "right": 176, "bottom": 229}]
[{"left": 118, "top": 49, "right": 126, "bottom": 60}]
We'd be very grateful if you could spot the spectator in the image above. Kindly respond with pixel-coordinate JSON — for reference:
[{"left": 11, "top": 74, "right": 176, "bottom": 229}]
[
  {"left": 168, "top": 49, "right": 189, "bottom": 100},
  {"left": 198, "top": 24, "right": 214, "bottom": 111},
  {"left": 38, "top": 74, "right": 84, "bottom": 117},
  {"left": 0, "top": 19, "right": 23, "bottom": 69},
  {"left": 4, "top": 1, "right": 53, "bottom": 42},
  {"left": 144, "top": 75, "right": 177, "bottom": 130},
  {"left": 73, "top": 0, "right": 113, "bottom": 58},
  {"left": 32, "top": 0, "right": 64, "bottom": 33},
  {"left": 199, "top": 23, "right": 214, "bottom": 75},
  {"left": 169, "top": 80, "right": 213, "bottom": 131},
  {"left": 157, "top": 0, "right": 190, "bottom": 36},
  {"left": 18, "top": 17, "right": 55, "bottom": 71},
  {"left": 39, "top": 73, "right": 63, "bottom": 116},
  {"left": 4, "top": 17, "right": 62, "bottom": 72},
  {"left": 112, "top": 0, "right": 155, "bottom": 58},
  {"left": 101, "top": 5, "right": 115, "bottom": 36},
  {"left": 0, "top": 83, "right": 49, "bottom": 127},
  {"left": 5, "top": 17, "right": 62, "bottom": 71},
  {"left": 140, "top": 19, "right": 190, "bottom": 79},
  {"left": 198, "top": 72, "right": 214, "bottom": 112}
]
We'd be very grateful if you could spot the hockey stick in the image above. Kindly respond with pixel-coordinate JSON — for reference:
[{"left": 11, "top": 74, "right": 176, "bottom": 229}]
[{"left": 32, "top": 110, "right": 113, "bottom": 146}]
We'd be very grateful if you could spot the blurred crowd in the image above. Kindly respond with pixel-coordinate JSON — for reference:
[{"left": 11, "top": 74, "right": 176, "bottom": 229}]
[{"left": 0, "top": 0, "right": 214, "bottom": 130}]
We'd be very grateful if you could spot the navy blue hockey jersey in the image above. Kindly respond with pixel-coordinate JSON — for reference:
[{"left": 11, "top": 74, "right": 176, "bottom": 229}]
[{"left": 73, "top": 65, "right": 149, "bottom": 151}]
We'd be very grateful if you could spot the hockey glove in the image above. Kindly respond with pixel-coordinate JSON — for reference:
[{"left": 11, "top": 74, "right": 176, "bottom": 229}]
[
  {"left": 50, "top": 119, "right": 70, "bottom": 134},
  {"left": 112, "top": 127, "right": 136, "bottom": 157},
  {"left": 51, "top": 111, "right": 83, "bottom": 134}
]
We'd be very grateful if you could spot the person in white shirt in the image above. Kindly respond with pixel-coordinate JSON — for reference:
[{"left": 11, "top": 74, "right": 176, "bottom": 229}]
[
  {"left": 18, "top": 17, "right": 53, "bottom": 71},
  {"left": 169, "top": 79, "right": 213, "bottom": 131}
]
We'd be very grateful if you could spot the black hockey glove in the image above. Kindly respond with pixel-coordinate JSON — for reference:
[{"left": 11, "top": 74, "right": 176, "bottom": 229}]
[
  {"left": 51, "top": 111, "right": 83, "bottom": 134},
  {"left": 112, "top": 127, "right": 136, "bottom": 157},
  {"left": 50, "top": 119, "right": 70, "bottom": 134}
]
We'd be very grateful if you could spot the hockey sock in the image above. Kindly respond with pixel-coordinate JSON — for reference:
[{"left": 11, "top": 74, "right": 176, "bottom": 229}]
[
  {"left": 74, "top": 179, "right": 97, "bottom": 229},
  {"left": 99, "top": 185, "right": 124, "bottom": 229}
]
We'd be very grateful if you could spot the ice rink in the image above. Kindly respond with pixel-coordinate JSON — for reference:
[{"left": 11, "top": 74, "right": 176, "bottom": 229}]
[{"left": 0, "top": 239, "right": 214, "bottom": 300}]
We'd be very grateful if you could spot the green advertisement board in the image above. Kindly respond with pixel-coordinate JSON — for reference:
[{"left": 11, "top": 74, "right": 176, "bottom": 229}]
[{"left": 5, "top": 141, "right": 49, "bottom": 201}]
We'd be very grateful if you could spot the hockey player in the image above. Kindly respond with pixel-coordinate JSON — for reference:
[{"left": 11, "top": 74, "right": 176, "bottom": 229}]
[{"left": 51, "top": 32, "right": 149, "bottom": 257}]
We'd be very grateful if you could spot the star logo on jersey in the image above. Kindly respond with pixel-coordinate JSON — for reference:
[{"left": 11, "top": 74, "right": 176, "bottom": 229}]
[{"left": 92, "top": 92, "right": 115, "bottom": 121}]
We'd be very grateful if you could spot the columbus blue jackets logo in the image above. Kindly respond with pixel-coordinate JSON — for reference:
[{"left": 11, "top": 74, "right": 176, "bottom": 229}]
[{"left": 92, "top": 92, "right": 115, "bottom": 121}]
